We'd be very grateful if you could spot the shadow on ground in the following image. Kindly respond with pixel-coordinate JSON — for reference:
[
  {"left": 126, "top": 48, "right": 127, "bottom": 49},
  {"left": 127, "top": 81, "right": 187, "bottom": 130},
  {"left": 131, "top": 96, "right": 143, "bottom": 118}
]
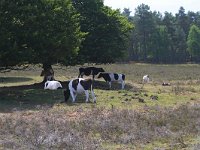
[
  {"left": 0, "top": 80, "right": 137, "bottom": 113},
  {"left": 93, "top": 80, "right": 135, "bottom": 91},
  {"left": 0, "top": 77, "right": 33, "bottom": 83},
  {"left": 0, "top": 82, "right": 68, "bottom": 113}
]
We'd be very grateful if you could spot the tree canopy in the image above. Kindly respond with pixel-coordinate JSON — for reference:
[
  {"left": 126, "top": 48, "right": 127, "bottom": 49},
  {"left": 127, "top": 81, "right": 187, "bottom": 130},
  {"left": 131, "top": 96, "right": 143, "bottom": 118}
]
[
  {"left": 72, "top": 0, "right": 133, "bottom": 63},
  {"left": 129, "top": 5, "right": 200, "bottom": 63},
  {"left": 187, "top": 24, "right": 200, "bottom": 61},
  {"left": 1, "top": 1, "right": 200, "bottom": 68},
  {"left": 0, "top": 0, "right": 84, "bottom": 67}
]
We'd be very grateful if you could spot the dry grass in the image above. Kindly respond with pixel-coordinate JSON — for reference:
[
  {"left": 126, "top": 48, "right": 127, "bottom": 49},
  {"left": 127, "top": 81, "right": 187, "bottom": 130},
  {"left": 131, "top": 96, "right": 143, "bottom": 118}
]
[{"left": 0, "top": 104, "right": 199, "bottom": 149}]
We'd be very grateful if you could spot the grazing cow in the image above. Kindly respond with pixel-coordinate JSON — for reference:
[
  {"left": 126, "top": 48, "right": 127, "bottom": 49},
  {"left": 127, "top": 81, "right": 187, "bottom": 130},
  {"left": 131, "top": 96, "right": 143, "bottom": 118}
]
[
  {"left": 44, "top": 81, "right": 62, "bottom": 90},
  {"left": 78, "top": 67, "right": 105, "bottom": 79},
  {"left": 98, "top": 72, "right": 125, "bottom": 89},
  {"left": 143, "top": 75, "right": 150, "bottom": 83},
  {"left": 63, "top": 78, "right": 96, "bottom": 103},
  {"left": 142, "top": 75, "right": 150, "bottom": 88},
  {"left": 40, "top": 68, "right": 55, "bottom": 82}
]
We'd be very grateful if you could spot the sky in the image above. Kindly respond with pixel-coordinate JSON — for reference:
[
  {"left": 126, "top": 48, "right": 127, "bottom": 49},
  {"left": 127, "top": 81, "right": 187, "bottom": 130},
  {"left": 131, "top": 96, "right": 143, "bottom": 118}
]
[{"left": 104, "top": 0, "right": 199, "bottom": 15}]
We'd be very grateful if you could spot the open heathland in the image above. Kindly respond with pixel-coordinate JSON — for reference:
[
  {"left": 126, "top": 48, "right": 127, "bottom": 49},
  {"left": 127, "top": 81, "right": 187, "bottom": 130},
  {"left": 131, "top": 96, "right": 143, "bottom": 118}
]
[{"left": 0, "top": 63, "right": 200, "bottom": 149}]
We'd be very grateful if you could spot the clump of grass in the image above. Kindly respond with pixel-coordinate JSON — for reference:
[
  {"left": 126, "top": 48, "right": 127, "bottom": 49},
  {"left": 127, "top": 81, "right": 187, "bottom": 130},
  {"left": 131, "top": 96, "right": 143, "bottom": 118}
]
[{"left": 172, "top": 82, "right": 184, "bottom": 95}]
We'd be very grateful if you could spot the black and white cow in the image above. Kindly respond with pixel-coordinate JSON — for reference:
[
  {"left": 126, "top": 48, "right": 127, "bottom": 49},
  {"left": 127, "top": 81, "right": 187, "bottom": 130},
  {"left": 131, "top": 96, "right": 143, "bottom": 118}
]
[
  {"left": 78, "top": 67, "right": 105, "bottom": 79},
  {"left": 98, "top": 73, "right": 125, "bottom": 89},
  {"left": 63, "top": 78, "right": 96, "bottom": 103},
  {"left": 44, "top": 80, "right": 62, "bottom": 90}
]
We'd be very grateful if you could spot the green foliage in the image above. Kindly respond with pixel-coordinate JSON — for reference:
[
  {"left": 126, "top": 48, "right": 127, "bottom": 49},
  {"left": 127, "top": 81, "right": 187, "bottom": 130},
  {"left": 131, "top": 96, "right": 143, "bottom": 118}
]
[
  {"left": 187, "top": 24, "right": 200, "bottom": 61},
  {"left": 72, "top": 0, "right": 133, "bottom": 63},
  {"left": 131, "top": 6, "right": 199, "bottom": 63},
  {"left": 133, "top": 4, "right": 157, "bottom": 61},
  {"left": 0, "top": 0, "right": 84, "bottom": 67},
  {"left": 1, "top": 1, "right": 200, "bottom": 66}
]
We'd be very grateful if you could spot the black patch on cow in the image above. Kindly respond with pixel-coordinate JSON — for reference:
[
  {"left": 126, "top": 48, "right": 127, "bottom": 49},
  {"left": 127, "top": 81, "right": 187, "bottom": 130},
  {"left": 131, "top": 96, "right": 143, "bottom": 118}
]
[
  {"left": 72, "top": 79, "right": 79, "bottom": 91},
  {"left": 93, "top": 67, "right": 105, "bottom": 75},
  {"left": 122, "top": 74, "right": 125, "bottom": 81},
  {"left": 100, "top": 73, "right": 111, "bottom": 82},
  {"left": 80, "top": 79, "right": 92, "bottom": 90},
  {"left": 114, "top": 73, "right": 119, "bottom": 80},
  {"left": 79, "top": 67, "right": 92, "bottom": 76},
  {"left": 45, "top": 82, "right": 48, "bottom": 87},
  {"left": 78, "top": 67, "right": 105, "bottom": 78}
]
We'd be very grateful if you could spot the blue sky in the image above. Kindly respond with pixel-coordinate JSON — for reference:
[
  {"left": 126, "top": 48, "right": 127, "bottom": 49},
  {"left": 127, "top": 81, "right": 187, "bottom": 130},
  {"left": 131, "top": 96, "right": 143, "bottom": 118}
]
[{"left": 104, "top": 0, "right": 199, "bottom": 15}]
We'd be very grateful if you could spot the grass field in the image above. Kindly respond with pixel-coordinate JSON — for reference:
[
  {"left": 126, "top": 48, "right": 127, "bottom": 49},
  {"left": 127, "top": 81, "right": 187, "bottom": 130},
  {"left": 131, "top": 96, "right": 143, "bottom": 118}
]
[{"left": 0, "top": 63, "right": 200, "bottom": 149}]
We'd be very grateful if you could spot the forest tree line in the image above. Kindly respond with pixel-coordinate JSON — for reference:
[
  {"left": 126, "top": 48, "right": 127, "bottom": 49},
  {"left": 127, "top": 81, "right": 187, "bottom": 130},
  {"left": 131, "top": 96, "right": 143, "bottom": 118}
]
[
  {"left": 125, "top": 4, "right": 200, "bottom": 63},
  {"left": 0, "top": 0, "right": 200, "bottom": 68}
]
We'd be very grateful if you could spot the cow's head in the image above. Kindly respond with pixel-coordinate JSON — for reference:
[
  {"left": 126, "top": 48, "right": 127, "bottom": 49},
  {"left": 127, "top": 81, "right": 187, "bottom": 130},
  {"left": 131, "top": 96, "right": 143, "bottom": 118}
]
[
  {"left": 98, "top": 68, "right": 105, "bottom": 73},
  {"left": 97, "top": 73, "right": 103, "bottom": 78}
]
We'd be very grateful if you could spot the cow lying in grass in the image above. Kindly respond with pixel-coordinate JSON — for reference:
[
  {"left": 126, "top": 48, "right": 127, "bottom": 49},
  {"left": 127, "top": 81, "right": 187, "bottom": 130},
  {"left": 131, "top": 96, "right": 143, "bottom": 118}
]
[
  {"left": 63, "top": 78, "right": 96, "bottom": 103},
  {"left": 44, "top": 81, "right": 62, "bottom": 90},
  {"left": 98, "top": 72, "right": 125, "bottom": 89},
  {"left": 78, "top": 67, "right": 105, "bottom": 79}
]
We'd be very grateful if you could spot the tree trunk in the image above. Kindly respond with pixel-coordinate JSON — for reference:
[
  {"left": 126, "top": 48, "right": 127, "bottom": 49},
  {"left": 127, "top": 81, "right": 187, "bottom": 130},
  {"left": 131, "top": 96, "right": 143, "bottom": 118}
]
[{"left": 40, "top": 63, "right": 55, "bottom": 83}]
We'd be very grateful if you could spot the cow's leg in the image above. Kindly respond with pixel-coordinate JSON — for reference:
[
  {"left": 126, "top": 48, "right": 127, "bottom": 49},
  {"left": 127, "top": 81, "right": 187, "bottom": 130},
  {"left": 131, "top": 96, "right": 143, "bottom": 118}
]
[
  {"left": 74, "top": 92, "right": 77, "bottom": 100},
  {"left": 70, "top": 91, "right": 76, "bottom": 102},
  {"left": 78, "top": 73, "right": 81, "bottom": 78},
  {"left": 109, "top": 82, "right": 112, "bottom": 89},
  {"left": 91, "top": 90, "right": 96, "bottom": 103},
  {"left": 85, "top": 90, "right": 89, "bottom": 102},
  {"left": 122, "top": 81, "right": 125, "bottom": 89},
  {"left": 92, "top": 74, "right": 95, "bottom": 80}
]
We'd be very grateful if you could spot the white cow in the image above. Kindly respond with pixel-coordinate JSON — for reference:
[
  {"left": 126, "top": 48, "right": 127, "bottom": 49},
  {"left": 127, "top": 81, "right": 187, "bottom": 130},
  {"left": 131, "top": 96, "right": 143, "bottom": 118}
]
[
  {"left": 142, "top": 75, "right": 150, "bottom": 88},
  {"left": 143, "top": 75, "right": 150, "bottom": 83},
  {"left": 44, "top": 81, "right": 62, "bottom": 90}
]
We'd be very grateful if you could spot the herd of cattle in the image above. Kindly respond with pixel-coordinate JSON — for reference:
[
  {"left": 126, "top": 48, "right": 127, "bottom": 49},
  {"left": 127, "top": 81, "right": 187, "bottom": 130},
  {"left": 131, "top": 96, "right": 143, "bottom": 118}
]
[{"left": 41, "top": 66, "right": 149, "bottom": 103}]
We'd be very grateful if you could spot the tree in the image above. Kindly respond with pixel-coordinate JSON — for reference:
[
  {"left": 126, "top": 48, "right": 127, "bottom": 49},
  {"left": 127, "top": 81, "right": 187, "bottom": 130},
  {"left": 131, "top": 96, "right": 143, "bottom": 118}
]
[
  {"left": 150, "top": 25, "right": 171, "bottom": 63},
  {"left": 122, "top": 8, "right": 135, "bottom": 61},
  {"left": 162, "top": 12, "right": 178, "bottom": 63},
  {"left": 173, "top": 26, "right": 187, "bottom": 62},
  {"left": 176, "top": 7, "right": 190, "bottom": 36},
  {"left": 187, "top": 24, "right": 200, "bottom": 62},
  {"left": 133, "top": 4, "right": 156, "bottom": 61},
  {"left": 72, "top": 0, "right": 133, "bottom": 63},
  {"left": 0, "top": 0, "right": 84, "bottom": 70}
]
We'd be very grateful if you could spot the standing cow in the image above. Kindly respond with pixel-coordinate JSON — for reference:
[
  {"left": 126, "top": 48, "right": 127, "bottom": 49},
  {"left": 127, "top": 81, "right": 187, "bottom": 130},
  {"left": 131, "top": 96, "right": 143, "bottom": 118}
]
[
  {"left": 98, "top": 72, "right": 125, "bottom": 89},
  {"left": 64, "top": 78, "right": 96, "bottom": 103},
  {"left": 78, "top": 67, "right": 105, "bottom": 80}
]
